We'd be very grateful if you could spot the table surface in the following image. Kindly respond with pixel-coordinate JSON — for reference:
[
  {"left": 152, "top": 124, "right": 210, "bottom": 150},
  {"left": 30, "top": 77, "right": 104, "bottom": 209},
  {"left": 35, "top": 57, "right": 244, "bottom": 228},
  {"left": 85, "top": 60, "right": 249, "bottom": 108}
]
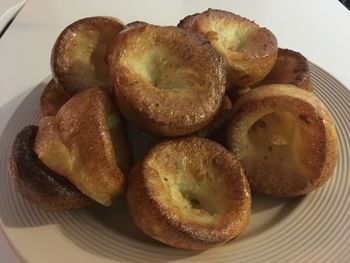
[{"left": 1, "top": 0, "right": 349, "bottom": 262}]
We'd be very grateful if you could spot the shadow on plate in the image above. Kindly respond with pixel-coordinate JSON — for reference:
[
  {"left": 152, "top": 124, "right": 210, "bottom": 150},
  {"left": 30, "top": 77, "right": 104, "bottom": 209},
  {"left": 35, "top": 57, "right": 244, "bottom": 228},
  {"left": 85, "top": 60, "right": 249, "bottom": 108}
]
[{"left": 236, "top": 193, "right": 304, "bottom": 242}]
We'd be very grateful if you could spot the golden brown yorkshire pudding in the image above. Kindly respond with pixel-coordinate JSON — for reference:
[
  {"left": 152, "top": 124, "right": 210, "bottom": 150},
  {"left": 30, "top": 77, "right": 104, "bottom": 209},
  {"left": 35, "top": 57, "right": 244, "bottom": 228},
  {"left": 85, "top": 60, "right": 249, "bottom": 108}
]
[
  {"left": 179, "top": 9, "right": 278, "bottom": 88},
  {"left": 253, "top": 48, "right": 312, "bottom": 91},
  {"left": 108, "top": 24, "right": 226, "bottom": 137},
  {"left": 127, "top": 136, "right": 251, "bottom": 250},
  {"left": 226, "top": 85, "right": 338, "bottom": 197},
  {"left": 8, "top": 126, "right": 93, "bottom": 211},
  {"left": 34, "top": 87, "right": 131, "bottom": 206},
  {"left": 51, "top": 16, "right": 126, "bottom": 95},
  {"left": 40, "top": 79, "right": 70, "bottom": 116}
]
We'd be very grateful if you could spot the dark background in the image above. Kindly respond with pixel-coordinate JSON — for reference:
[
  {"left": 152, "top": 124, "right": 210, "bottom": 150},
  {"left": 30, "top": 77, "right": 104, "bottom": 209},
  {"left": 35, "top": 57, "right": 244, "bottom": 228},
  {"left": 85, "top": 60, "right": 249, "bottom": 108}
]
[{"left": 340, "top": 0, "right": 350, "bottom": 10}]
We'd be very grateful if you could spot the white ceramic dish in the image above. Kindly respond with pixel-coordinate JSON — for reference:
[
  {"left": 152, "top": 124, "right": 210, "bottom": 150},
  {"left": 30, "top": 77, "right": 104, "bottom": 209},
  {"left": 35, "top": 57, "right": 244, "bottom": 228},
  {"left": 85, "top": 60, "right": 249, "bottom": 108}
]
[{"left": 0, "top": 63, "right": 349, "bottom": 262}]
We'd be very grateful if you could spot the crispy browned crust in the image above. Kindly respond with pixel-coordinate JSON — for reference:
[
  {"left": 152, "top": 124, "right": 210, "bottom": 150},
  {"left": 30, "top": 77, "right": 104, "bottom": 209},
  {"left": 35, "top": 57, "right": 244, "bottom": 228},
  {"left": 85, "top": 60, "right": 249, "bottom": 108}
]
[
  {"left": 51, "top": 16, "right": 126, "bottom": 95},
  {"left": 196, "top": 95, "right": 232, "bottom": 137},
  {"left": 8, "top": 126, "right": 93, "bottom": 211},
  {"left": 40, "top": 79, "right": 70, "bottom": 117},
  {"left": 127, "top": 136, "right": 251, "bottom": 250},
  {"left": 35, "top": 88, "right": 131, "bottom": 206},
  {"left": 108, "top": 24, "right": 226, "bottom": 137},
  {"left": 126, "top": 21, "right": 148, "bottom": 28},
  {"left": 253, "top": 48, "right": 312, "bottom": 91},
  {"left": 179, "top": 9, "right": 278, "bottom": 88},
  {"left": 226, "top": 84, "right": 338, "bottom": 197},
  {"left": 177, "top": 13, "right": 199, "bottom": 28}
]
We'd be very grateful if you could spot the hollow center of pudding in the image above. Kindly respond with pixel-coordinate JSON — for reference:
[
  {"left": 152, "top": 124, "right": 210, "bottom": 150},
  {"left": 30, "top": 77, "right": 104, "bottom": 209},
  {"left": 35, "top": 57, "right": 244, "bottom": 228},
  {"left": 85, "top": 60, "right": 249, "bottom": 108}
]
[
  {"left": 179, "top": 189, "right": 218, "bottom": 216},
  {"left": 156, "top": 157, "right": 226, "bottom": 223},
  {"left": 206, "top": 19, "right": 271, "bottom": 57},
  {"left": 125, "top": 47, "right": 201, "bottom": 94},
  {"left": 247, "top": 111, "right": 302, "bottom": 169},
  {"left": 71, "top": 30, "right": 112, "bottom": 86},
  {"left": 90, "top": 42, "right": 109, "bottom": 81}
]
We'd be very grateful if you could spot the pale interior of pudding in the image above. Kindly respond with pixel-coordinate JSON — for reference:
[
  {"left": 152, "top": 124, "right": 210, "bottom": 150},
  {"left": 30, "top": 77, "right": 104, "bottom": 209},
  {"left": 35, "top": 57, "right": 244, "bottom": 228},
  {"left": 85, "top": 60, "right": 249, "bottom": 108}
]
[
  {"left": 153, "top": 156, "right": 226, "bottom": 224},
  {"left": 205, "top": 19, "right": 258, "bottom": 55},
  {"left": 70, "top": 30, "right": 112, "bottom": 86},
  {"left": 124, "top": 47, "right": 201, "bottom": 94},
  {"left": 246, "top": 111, "right": 303, "bottom": 171}
]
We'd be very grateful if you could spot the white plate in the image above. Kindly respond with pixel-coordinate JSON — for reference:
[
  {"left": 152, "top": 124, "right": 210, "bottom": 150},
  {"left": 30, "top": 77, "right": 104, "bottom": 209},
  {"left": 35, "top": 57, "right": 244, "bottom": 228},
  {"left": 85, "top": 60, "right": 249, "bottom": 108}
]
[{"left": 1, "top": 63, "right": 350, "bottom": 262}]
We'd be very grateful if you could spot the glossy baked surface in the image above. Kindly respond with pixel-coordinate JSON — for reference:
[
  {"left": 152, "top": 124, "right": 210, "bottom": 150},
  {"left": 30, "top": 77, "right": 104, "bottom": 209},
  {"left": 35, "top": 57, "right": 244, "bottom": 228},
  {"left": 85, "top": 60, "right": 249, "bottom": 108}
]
[
  {"left": 51, "top": 16, "right": 126, "bottom": 95},
  {"left": 108, "top": 24, "right": 226, "bottom": 136},
  {"left": 39, "top": 79, "right": 70, "bottom": 116},
  {"left": 179, "top": 9, "right": 278, "bottom": 88},
  {"left": 227, "top": 84, "right": 338, "bottom": 196},
  {"left": 34, "top": 87, "right": 131, "bottom": 206},
  {"left": 253, "top": 48, "right": 312, "bottom": 91},
  {"left": 127, "top": 136, "right": 251, "bottom": 250}
]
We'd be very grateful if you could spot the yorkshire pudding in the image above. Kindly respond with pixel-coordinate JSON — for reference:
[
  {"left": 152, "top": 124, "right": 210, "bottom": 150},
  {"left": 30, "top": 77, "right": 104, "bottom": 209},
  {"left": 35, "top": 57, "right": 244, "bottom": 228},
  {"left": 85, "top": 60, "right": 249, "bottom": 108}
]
[
  {"left": 51, "top": 16, "right": 126, "bottom": 95},
  {"left": 127, "top": 136, "right": 251, "bottom": 250},
  {"left": 34, "top": 87, "right": 131, "bottom": 206},
  {"left": 226, "top": 84, "right": 338, "bottom": 197},
  {"left": 8, "top": 126, "right": 93, "bottom": 211},
  {"left": 40, "top": 79, "right": 70, "bottom": 116},
  {"left": 108, "top": 24, "right": 226, "bottom": 137},
  {"left": 253, "top": 48, "right": 312, "bottom": 91},
  {"left": 179, "top": 9, "right": 278, "bottom": 88}
]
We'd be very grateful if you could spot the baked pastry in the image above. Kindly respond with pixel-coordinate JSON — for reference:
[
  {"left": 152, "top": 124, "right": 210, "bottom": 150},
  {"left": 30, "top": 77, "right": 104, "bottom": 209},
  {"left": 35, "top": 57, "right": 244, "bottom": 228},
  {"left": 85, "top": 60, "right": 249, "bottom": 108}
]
[
  {"left": 51, "top": 16, "right": 126, "bottom": 95},
  {"left": 40, "top": 79, "right": 70, "bottom": 116},
  {"left": 127, "top": 136, "right": 251, "bottom": 250},
  {"left": 253, "top": 48, "right": 312, "bottom": 91},
  {"left": 196, "top": 95, "right": 232, "bottom": 137},
  {"left": 126, "top": 21, "right": 147, "bottom": 28},
  {"left": 108, "top": 24, "right": 226, "bottom": 137},
  {"left": 226, "top": 84, "right": 338, "bottom": 197},
  {"left": 179, "top": 9, "right": 278, "bottom": 88},
  {"left": 8, "top": 126, "right": 93, "bottom": 211},
  {"left": 34, "top": 87, "right": 131, "bottom": 206}
]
